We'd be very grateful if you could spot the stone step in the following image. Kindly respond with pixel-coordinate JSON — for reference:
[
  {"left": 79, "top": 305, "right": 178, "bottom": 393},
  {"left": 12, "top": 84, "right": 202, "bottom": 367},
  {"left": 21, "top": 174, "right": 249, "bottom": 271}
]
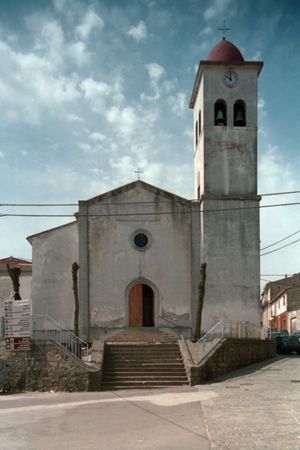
[
  {"left": 105, "top": 352, "right": 182, "bottom": 358},
  {"left": 102, "top": 375, "right": 188, "bottom": 381},
  {"left": 103, "top": 372, "right": 187, "bottom": 378},
  {"left": 105, "top": 343, "right": 179, "bottom": 348},
  {"left": 103, "top": 363, "right": 185, "bottom": 370},
  {"left": 106, "top": 330, "right": 177, "bottom": 343},
  {"left": 101, "top": 334, "right": 188, "bottom": 390},
  {"left": 103, "top": 365, "right": 186, "bottom": 372},
  {"left": 102, "top": 380, "right": 188, "bottom": 388},
  {"left": 105, "top": 344, "right": 178, "bottom": 352},
  {"left": 104, "top": 359, "right": 183, "bottom": 365}
]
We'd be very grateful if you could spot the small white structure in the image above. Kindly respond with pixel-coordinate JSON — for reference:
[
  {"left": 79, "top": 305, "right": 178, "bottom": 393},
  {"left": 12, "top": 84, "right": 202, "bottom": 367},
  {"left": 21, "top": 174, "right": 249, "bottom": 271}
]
[{"left": 28, "top": 38, "right": 263, "bottom": 342}]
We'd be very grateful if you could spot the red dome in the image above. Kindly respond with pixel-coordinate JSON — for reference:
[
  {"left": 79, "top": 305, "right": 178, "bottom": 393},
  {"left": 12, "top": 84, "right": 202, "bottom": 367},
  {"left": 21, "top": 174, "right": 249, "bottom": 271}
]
[{"left": 207, "top": 38, "right": 244, "bottom": 62}]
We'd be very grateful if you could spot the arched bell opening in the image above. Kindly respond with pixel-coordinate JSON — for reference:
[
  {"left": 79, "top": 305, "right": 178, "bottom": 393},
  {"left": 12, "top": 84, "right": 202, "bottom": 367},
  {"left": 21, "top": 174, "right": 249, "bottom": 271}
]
[
  {"left": 234, "top": 100, "right": 246, "bottom": 127},
  {"left": 214, "top": 99, "right": 227, "bottom": 126}
]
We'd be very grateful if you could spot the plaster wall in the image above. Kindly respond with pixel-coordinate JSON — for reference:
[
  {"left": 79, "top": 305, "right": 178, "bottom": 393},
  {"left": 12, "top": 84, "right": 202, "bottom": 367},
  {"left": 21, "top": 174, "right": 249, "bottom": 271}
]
[
  {"left": 30, "top": 222, "right": 79, "bottom": 329},
  {"left": 200, "top": 198, "right": 261, "bottom": 331},
  {"left": 79, "top": 184, "right": 193, "bottom": 339},
  {"left": 203, "top": 127, "right": 257, "bottom": 196}
]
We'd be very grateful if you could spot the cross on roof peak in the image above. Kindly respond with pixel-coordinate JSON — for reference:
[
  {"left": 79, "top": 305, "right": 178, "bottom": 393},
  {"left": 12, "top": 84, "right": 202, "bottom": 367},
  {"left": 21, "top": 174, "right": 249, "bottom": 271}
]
[
  {"left": 134, "top": 168, "right": 143, "bottom": 180},
  {"left": 217, "top": 20, "right": 230, "bottom": 39}
]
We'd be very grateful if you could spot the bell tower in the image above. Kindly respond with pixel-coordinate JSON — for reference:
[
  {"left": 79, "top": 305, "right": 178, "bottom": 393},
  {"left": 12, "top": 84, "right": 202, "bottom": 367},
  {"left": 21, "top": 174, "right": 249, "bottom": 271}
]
[{"left": 190, "top": 38, "right": 263, "bottom": 329}]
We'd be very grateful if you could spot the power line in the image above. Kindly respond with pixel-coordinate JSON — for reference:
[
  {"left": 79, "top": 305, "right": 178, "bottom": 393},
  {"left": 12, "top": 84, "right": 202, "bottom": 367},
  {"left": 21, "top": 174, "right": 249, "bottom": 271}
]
[
  {"left": 1, "top": 189, "right": 300, "bottom": 207},
  {"left": 260, "top": 237, "right": 300, "bottom": 256},
  {"left": 260, "top": 229, "right": 300, "bottom": 251},
  {"left": 260, "top": 190, "right": 300, "bottom": 197},
  {"left": 1, "top": 199, "right": 300, "bottom": 218}
]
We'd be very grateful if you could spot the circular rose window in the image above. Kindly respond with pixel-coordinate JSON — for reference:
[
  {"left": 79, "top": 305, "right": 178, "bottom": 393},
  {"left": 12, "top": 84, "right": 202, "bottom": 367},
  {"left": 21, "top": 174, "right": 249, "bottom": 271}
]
[
  {"left": 132, "top": 230, "right": 151, "bottom": 251},
  {"left": 134, "top": 233, "right": 148, "bottom": 248}
]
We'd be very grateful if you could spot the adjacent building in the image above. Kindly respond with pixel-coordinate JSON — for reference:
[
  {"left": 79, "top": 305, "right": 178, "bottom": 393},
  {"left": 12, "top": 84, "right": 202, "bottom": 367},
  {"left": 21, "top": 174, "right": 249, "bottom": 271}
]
[{"left": 261, "top": 273, "right": 300, "bottom": 333}]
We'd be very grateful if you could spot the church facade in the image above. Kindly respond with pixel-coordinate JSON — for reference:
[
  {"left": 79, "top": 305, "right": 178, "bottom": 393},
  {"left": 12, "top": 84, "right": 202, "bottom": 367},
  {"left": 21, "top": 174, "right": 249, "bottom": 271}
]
[{"left": 28, "top": 38, "right": 263, "bottom": 342}]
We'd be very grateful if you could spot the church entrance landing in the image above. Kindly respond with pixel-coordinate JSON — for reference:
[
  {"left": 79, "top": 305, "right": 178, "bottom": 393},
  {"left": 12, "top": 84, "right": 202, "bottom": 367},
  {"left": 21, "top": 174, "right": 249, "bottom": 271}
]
[{"left": 128, "top": 283, "right": 154, "bottom": 327}]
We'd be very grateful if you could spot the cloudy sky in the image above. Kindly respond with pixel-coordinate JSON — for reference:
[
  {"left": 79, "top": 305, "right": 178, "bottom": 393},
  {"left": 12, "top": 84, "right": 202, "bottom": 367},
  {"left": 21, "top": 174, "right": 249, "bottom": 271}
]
[{"left": 0, "top": 0, "right": 299, "bottom": 287}]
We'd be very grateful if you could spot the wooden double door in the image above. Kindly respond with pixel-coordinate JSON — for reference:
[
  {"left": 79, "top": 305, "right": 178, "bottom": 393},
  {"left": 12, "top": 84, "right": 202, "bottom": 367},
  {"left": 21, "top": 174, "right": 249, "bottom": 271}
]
[{"left": 128, "top": 283, "right": 154, "bottom": 327}]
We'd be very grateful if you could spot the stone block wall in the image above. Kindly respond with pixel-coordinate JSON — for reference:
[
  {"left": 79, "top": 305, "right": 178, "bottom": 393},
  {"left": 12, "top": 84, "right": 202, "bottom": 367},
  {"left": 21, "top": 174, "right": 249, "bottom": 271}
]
[
  {"left": 0, "top": 339, "right": 91, "bottom": 392},
  {"left": 190, "top": 338, "right": 276, "bottom": 385},
  {"left": 178, "top": 338, "right": 276, "bottom": 385}
]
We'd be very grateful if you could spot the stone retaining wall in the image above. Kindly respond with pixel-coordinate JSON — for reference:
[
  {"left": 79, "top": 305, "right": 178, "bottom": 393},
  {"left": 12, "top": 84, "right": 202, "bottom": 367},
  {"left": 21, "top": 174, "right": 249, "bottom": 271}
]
[
  {"left": 0, "top": 339, "right": 91, "bottom": 392},
  {"left": 189, "top": 338, "right": 276, "bottom": 385}
]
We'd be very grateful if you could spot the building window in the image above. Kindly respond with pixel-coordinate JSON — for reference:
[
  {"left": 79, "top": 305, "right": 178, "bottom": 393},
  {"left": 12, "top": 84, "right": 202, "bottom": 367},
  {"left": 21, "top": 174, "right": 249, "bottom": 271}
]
[
  {"left": 234, "top": 100, "right": 246, "bottom": 126},
  {"left": 214, "top": 100, "right": 227, "bottom": 126},
  {"left": 195, "top": 121, "right": 198, "bottom": 146},
  {"left": 132, "top": 230, "right": 151, "bottom": 251}
]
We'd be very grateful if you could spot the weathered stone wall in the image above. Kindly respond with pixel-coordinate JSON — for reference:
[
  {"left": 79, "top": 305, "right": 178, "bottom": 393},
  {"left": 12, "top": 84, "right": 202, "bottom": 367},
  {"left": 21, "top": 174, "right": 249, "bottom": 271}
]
[
  {"left": 180, "top": 338, "right": 276, "bottom": 385},
  {"left": 0, "top": 339, "right": 91, "bottom": 392}
]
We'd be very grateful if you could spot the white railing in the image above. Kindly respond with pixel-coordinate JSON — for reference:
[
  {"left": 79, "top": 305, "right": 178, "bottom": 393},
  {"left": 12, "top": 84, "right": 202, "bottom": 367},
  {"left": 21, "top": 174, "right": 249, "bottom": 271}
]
[
  {"left": 196, "top": 320, "right": 268, "bottom": 362},
  {"left": 32, "top": 314, "right": 88, "bottom": 362}
]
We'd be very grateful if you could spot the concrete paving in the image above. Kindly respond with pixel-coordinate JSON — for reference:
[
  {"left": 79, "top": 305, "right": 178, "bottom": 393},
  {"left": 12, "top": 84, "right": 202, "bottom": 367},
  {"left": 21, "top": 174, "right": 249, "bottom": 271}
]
[{"left": 0, "top": 355, "right": 300, "bottom": 450}]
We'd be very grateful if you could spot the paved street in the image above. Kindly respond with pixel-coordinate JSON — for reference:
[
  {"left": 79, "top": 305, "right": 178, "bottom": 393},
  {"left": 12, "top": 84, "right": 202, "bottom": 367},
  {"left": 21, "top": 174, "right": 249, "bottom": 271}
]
[{"left": 1, "top": 355, "right": 300, "bottom": 450}]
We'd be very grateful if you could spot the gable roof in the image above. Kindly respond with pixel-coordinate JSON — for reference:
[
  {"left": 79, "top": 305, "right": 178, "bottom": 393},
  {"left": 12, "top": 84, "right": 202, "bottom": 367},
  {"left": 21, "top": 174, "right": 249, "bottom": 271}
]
[
  {"left": 0, "top": 256, "right": 32, "bottom": 274},
  {"left": 0, "top": 256, "right": 32, "bottom": 267},
  {"left": 263, "top": 273, "right": 300, "bottom": 301},
  {"left": 79, "top": 180, "right": 191, "bottom": 206},
  {"left": 27, "top": 220, "right": 77, "bottom": 243}
]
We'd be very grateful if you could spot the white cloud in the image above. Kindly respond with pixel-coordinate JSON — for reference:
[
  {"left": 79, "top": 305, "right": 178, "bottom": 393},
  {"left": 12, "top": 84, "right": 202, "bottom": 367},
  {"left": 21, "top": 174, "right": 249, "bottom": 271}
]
[
  {"left": 168, "top": 92, "right": 186, "bottom": 116},
  {"left": 200, "top": 26, "right": 213, "bottom": 36},
  {"left": 53, "top": 0, "right": 68, "bottom": 12},
  {"left": 252, "top": 50, "right": 262, "bottom": 60},
  {"left": 259, "top": 144, "right": 295, "bottom": 194},
  {"left": 0, "top": 150, "right": 4, "bottom": 159},
  {"left": 80, "top": 77, "right": 111, "bottom": 112},
  {"left": 203, "top": 0, "right": 233, "bottom": 21},
  {"left": 0, "top": 39, "right": 81, "bottom": 125},
  {"left": 127, "top": 21, "right": 147, "bottom": 42},
  {"left": 142, "top": 63, "right": 166, "bottom": 101},
  {"left": 65, "top": 113, "right": 83, "bottom": 122},
  {"left": 146, "top": 62, "right": 165, "bottom": 81},
  {"left": 76, "top": 10, "right": 104, "bottom": 40},
  {"left": 68, "top": 41, "right": 90, "bottom": 66},
  {"left": 78, "top": 142, "right": 97, "bottom": 153},
  {"left": 258, "top": 97, "right": 266, "bottom": 109},
  {"left": 106, "top": 105, "right": 139, "bottom": 138},
  {"left": 89, "top": 132, "right": 106, "bottom": 141},
  {"left": 80, "top": 76, "right": 125, "bottom": 113}
]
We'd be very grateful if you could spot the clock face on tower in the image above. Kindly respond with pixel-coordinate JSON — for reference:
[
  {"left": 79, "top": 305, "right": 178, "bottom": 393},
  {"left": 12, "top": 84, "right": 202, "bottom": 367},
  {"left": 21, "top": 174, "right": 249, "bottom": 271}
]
[{"left": 223, "top": 70, "right": 238, "bottom": 88}]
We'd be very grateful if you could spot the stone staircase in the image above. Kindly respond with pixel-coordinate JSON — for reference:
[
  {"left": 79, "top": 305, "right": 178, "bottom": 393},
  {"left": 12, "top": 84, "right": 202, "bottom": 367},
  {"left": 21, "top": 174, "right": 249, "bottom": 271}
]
[{"left": 101, "top": 329, "right": 188, "bottom": 390}]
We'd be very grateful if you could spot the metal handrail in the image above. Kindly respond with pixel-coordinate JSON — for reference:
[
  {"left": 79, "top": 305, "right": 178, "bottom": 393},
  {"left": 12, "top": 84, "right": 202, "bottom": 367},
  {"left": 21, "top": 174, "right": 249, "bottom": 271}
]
[
  {"left": 196, "top": 320, "right": 268, "bottom": 364},
  {"left": 32, "top": 314, "right": 88, "bottom": 362}
]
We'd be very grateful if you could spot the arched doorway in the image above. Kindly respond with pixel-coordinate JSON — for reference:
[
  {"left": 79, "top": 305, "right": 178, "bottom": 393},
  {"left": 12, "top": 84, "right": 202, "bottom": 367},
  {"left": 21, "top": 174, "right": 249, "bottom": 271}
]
[{"left": 128, "top": 283, "right": 154, "bottom": 327}]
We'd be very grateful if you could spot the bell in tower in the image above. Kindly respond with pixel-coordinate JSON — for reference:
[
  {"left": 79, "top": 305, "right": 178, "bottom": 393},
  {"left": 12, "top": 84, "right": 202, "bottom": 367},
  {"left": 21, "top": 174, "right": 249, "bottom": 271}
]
[
  {"left": 214, "top": 100, "right": 227, "bottom": 126},
  {"left": 234, "top": 100, "right": 246, "bottom": 126}
]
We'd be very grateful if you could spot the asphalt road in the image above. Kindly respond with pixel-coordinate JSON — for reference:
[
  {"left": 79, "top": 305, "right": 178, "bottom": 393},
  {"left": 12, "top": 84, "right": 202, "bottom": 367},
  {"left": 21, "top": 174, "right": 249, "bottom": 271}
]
[{"left": 1, "top": 355, "right": 300, "bottom": 450}]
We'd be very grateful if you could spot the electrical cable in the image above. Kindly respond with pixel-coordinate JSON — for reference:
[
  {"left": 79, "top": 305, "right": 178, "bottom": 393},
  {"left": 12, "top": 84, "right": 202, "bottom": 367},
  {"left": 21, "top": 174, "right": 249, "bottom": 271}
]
[
  {"left": 0, "top": 188, "right": 300, "bottom": 207},
  {"left": 260, "top": 237, "right": 300, "bottom": 256},
  {"left": 260, "top": 230, "right": 300, "bottom": 251},
  {"left": 1, "top": 200, "right": 300, "bottom": 218}
]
